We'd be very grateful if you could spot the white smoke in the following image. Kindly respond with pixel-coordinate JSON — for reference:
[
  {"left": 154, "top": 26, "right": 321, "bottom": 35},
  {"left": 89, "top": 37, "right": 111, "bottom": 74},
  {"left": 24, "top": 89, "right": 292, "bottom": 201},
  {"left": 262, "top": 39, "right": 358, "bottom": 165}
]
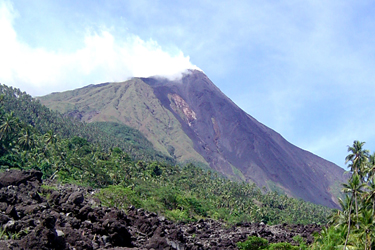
[{"left": 0, "top": 1, "right": 200, "bottom": 96}]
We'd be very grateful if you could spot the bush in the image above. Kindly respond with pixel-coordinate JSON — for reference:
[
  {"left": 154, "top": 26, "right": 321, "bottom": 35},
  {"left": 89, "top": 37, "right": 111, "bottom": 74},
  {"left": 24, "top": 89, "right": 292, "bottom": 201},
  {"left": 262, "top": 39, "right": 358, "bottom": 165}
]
[
  {"left": 165, "top": 209, "right": 189, "bottom": 221},
  {"left": 269, "top": 242, "right": 299, "bottom": 250},
  {"left": 237, "top": 236, "right": 269, "bottom": 250},
  {"left": 95, "top": 185, "right": 141, "bottom": 208}
]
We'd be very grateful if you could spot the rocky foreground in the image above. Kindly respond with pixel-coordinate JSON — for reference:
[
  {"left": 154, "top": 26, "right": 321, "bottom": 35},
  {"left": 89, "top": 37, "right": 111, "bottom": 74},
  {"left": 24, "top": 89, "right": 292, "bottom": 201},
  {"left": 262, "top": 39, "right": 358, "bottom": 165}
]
[{"left": 0, "top": 170, "right": 321, "bottom": 250}]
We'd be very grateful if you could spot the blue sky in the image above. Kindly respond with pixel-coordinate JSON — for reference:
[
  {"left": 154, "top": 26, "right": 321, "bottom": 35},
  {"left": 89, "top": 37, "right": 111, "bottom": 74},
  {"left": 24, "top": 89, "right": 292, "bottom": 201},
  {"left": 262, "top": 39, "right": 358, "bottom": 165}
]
[{"left": 1, "top": 0, "right": 375, "bottom": 169}]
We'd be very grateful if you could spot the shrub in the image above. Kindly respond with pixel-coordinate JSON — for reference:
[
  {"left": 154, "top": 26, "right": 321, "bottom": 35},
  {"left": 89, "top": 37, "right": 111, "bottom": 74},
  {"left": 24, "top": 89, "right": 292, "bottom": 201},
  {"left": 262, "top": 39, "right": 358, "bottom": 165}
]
[
  {"left": 269, "top": 242, "right": 299, "bottom": 250},
  {"left": 95, "top": 185, "right": 141, "bottom": 208},
  {"left": 237, "top": 236, "right": 269, "bottom": 250}
]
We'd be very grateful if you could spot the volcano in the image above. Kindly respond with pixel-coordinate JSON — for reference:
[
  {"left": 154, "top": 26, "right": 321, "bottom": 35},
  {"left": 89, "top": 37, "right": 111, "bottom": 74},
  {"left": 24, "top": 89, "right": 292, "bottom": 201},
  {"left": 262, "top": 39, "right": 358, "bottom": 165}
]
[{"left": 39, "top": 70, "right": 346, "bottom": 208}]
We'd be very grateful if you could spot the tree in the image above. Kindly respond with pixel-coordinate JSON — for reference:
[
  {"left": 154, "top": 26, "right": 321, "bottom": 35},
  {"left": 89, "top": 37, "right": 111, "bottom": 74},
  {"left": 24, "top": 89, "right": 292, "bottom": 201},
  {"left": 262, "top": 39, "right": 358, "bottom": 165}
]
[
  {"left": 0, "top": 111, "right": 19, "bottom": 141},
  {"left": 343, "top": 174, "right": 365, "bottom": 219},
  {"left": 345, "top": 140, "right": 370, "bottom": 178},
  {"left": 357, "top": 208, "right": 375, "bottom": 250},
  {"left": 17, "top": 125, "right": 35, "bottom": 150},
  {"left": 310, "top": 226, "right": 346, "bottom": 250},
  {"left": 332, "top": 196, "right": 353, "bottom": 250},
  {"left": 364, "top": 176, "right": 375, "bottom": 216},
  {"left": 44, "top": 130, "right": 58, "bottom": 145},
  {"left": 366, "top": 153, "right": 375, "bottom": 180},
  {"left": 342, "top": 174, "right": 365, "bottom": 238}
]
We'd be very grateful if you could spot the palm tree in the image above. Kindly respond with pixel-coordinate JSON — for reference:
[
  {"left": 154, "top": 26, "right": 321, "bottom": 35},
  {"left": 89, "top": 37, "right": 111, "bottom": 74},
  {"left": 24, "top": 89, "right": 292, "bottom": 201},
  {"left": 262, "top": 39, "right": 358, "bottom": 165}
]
[
  {"left": 366, "top": 153, "right": 375, "bottom": 180},
  {"left": 346, "top": 140, "right": 370, "bottom": 178},
  {"left": 335, "top": 196, "right": 354, "bottom": 250},
  {"left": 311, "top": 226, "right": 346, "bottom": 250},
  {"left": 342, "top": 174, "right": 365, "bottom": 230},
  {"left": 329, "top": 196, "right": 350, "bottom": 225},
  {"left": 17, "top": 125, "right": 35, "bottom": 150},
  {"left": 0, "top": 111, "right": 19, "bottom": 141},
  {"left": 357, "top": 208, "right": 375, "bottom": 250},
  {"left": 364, "top": 176, "right": 375, "bottom": 216},
  {"left": 44, "top": 130, "right": 58, "bottom": 145}
]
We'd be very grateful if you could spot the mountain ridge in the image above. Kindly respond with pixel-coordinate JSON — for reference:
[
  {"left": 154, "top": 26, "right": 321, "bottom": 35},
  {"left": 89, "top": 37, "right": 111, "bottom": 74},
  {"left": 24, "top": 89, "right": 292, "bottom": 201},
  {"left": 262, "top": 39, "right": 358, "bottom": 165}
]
[{"left": 39, "top": 70, "right": 347, "bottom": 208}]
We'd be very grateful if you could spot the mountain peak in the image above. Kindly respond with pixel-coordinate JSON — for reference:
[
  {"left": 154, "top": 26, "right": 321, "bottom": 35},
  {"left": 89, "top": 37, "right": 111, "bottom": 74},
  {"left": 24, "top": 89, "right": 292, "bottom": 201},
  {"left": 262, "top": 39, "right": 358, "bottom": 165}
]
[{"left": 39, "top": 72, "right": 346, "bottom": 208}]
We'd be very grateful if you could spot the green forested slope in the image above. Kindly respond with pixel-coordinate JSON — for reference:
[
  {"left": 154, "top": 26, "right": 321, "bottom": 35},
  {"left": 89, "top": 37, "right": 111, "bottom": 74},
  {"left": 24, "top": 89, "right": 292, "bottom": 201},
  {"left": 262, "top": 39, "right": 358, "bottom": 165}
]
[
  {"left": 38, "top": 79, "right": 208, "bottom": 165},
  {"left": 0, "top": 84, "right": 174, "bottom": 164},
  {"left": 87, "top": 121, "right": 155, "bottom": 152}
]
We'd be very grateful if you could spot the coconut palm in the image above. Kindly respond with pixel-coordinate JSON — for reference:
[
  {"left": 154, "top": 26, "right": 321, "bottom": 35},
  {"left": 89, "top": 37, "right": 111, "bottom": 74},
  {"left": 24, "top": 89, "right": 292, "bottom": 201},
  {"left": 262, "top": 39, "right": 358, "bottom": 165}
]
[
  {"left": 43, "top": 130, "right": 58, "bottom": 145},
  {"left": 17, "top": 125, "right": 35, "bottom": 150},
  {"left": 335, "top": 195, "right": 354, "bottom": 250},
  {"left": 346, "top": 140, "right": 370, "bottom": 178},
  {"left": 342, "top": 174, "right": 366, "bottom": 230},
  {"left": 364, "top": 176, "right": 375, "bottom": 216},
  {"left": 311, "top": 226, "right": 346, "bottom": 250},
  {"left": 0, "top": 111, "right": 19, "bottom": 141},
  {"left": 357, "top": 208, "right": 375, "bottom": 250},
  {"left": 366, "top": 153, "right": 375, "bottom": 180}
]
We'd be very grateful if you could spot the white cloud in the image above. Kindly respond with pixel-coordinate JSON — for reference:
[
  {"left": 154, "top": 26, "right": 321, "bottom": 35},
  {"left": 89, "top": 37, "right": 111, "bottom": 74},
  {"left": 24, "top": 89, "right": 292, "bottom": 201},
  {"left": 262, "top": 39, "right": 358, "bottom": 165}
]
[{"left": 0, "top": 1, "right": 199, "bottom": 96}]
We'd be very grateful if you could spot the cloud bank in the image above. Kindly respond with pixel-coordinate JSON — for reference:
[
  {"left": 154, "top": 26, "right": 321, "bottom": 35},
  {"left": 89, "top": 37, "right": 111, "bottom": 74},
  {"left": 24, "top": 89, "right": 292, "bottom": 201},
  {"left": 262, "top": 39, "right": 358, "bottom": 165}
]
[{"left": 0, "top": 2, "right": 199, "bottom": 96}]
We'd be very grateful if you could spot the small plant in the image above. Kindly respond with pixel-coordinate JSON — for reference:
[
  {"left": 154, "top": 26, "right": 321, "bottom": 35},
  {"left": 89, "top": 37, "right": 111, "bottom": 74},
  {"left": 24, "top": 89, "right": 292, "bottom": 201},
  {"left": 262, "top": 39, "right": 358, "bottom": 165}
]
[
  {"left": 0, "top": 228, "right": 23, "bottom": 240},
  {"left": 292, "top": 235, "right": 307, "bottom": 250},
  {"left": 41, "top": 184, "right": 58, "bottom": 191},
  {"left": 0, "top": 228, "right": 8, "bottom": 240}
]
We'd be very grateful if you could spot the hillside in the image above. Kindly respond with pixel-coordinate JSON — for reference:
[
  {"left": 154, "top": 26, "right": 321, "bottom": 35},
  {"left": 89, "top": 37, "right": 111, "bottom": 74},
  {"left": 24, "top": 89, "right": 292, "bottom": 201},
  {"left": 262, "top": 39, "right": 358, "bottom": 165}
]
[
  {"left": 0, "top": 84, "right": 174, "bottom": 164},
  {"left": 39, "top": 70, "right": 347, "bottom": 208},
  {"left": 0, "top": 89, "right": 333, "bottom": 227},
  {"left": 40, "top": 79, "right": 208, "bottom": 167}
]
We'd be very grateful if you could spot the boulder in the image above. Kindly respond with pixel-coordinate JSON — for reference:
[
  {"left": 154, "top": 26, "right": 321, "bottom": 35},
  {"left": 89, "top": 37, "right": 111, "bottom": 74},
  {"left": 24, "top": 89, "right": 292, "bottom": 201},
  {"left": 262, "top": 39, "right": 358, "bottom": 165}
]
[{"left": 0, "top": 170, "right": 42, "bottom": 188}]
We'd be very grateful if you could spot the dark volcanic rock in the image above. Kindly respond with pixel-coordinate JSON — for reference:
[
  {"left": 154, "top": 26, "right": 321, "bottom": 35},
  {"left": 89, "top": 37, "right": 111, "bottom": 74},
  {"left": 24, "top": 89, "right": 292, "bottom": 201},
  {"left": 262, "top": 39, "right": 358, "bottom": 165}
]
[
  {"left": 0, "top": 170, "right": 321, "bottom": 249},
  {"left": 0, "top": 169, "right": 42, "bottom": 188}
]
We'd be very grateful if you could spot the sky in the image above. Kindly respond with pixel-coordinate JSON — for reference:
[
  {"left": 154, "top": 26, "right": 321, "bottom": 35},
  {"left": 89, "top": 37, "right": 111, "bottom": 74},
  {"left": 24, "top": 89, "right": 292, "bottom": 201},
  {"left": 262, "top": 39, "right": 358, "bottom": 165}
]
[{"left": 1, "top": 0, "right": 375, "bottom": 169}]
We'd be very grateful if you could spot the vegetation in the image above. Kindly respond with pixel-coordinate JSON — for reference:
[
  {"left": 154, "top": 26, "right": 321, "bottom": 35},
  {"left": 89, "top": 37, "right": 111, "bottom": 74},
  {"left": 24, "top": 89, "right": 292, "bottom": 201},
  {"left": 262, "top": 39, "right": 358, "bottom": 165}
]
[
  {"left": 237, "top": 236, "right": 307, "bottom": 250},
  {"left": 0, "top": 84, "right": 331, "bottom": 227},
  {"left": 0, "top": 84, "right": 175, "bottom": 164},
  {"left": 9, "top": 83, "right": 375, "bottom": 248},
  {"left": 308, "top": 140, "right": 375, "bottom": 249}
]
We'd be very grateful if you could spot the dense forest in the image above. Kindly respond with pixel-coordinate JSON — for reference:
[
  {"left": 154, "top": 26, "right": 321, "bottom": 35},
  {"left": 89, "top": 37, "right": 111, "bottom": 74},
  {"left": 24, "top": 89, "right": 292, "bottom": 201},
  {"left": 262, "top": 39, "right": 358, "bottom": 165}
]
[
  {"left": 0, "top": 84, "right": 174, "bottom": 165},
  {"left": 1, "top": 83, "right": 375, "bottom": 249}
]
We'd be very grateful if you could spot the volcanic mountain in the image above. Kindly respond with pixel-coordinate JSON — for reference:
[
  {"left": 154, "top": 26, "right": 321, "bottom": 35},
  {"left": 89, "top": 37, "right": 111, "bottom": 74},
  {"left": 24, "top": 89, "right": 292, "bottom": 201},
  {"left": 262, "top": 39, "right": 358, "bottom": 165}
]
[{"left": 39, "top": 70, "right": 347, "bottom": 208}]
